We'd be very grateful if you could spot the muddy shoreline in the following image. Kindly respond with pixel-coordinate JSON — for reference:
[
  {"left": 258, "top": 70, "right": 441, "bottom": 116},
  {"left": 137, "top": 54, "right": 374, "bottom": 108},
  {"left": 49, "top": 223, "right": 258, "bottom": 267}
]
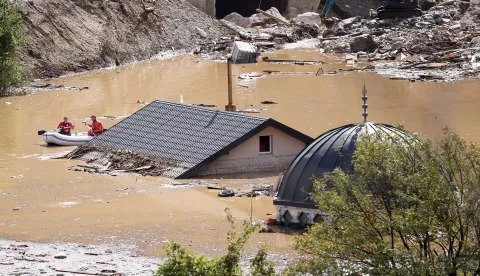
[{"left": 0, "top": 239, "right": 160, "bottom": 276}]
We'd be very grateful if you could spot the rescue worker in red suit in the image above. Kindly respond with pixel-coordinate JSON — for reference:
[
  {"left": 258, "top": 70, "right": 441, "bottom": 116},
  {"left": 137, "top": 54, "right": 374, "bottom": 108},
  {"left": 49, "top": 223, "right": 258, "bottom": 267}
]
[
  {"left": 86, "top": 115, "right": 103, "bottom": 136},
  {"left": 57, "top": 116, "right": 74, "bottom": 136}
]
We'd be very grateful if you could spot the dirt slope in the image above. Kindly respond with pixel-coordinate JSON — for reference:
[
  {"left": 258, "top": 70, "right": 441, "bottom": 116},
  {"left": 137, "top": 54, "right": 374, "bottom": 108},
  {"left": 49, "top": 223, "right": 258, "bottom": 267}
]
[{"left": 15, "top": 0, "right": 233, "bottom": 79}]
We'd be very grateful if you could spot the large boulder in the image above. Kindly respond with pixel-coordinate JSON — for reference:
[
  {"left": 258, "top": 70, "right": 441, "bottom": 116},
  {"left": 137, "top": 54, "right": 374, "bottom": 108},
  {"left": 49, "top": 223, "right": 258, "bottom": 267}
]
[
  {"left": 295, "top": 12, "right": 322, "bottom": 27},
  {"left": 419, "top": 0, "right": 436, "bottom": 10},
  {"left": 471, "top": 36, "right": 480, "bottom": 46},
  {"left": 330, "top": 0, "right": 379, "bottom": 18},
  {"left": 286, "top": 0, "right": 322, "bottom": 19},
  {"left": 350, "top": 34, "right": 378, "bottom": 52},
  {"left": 223, "top": 12, "right": 252, "bottom": 28},
  {"left": 250, "top": 7, "right": 287, "bottom": 26},
  {"left": 459, "top": 1, "right": 471, "bottom": 14},
  {"left": 338, "top": 16, "right": 360, "bottom": 29}
]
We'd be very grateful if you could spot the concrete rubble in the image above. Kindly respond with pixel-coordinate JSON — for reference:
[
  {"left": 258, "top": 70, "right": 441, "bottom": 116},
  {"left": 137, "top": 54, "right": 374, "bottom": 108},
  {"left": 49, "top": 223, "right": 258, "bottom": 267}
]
[
  {"left": 218, "top": 1, "right": 480, "bottom": 81},
  {"left": 294, "top": 12, "right": 322, "bottom": 27},
  {"left": 216, "top": 7, "right": 320, "bottom": 57},
  {"left": 318, "top": 0, "right": 480, "bottom": 81}
]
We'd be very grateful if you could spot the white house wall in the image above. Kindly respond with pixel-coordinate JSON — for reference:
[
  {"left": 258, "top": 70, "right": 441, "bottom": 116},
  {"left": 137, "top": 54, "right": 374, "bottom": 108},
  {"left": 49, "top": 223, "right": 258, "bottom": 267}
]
[{"left": 194, "top": 126, "right": 306, "bottom": 177}]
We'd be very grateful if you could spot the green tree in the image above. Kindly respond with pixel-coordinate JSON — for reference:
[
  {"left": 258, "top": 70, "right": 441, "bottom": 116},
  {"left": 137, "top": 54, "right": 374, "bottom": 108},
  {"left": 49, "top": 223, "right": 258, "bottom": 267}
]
[
  {"left": 0, "top": 0, "right": 24, "bottom": 94},
  {"left": 155, "top": 208, "right": 278, "bottom": 276},
  {"left": 289, "top": 129, "right": 480, "bottom": 275}
]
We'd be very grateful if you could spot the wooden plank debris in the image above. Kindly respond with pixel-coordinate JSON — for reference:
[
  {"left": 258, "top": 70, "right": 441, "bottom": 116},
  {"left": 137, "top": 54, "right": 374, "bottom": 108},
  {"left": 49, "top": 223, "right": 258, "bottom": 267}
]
[
  {"left": 255, "top": 9, "right": 290, "bottom": 25},
  {"left": 262, "top": 57, "right": 325, "bottom": 65}
]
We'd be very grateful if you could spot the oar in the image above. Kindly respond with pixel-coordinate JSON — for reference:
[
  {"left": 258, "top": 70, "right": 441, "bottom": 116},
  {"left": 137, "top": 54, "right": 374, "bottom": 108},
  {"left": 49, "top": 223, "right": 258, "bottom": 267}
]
[
  {"left": 37, "top": 129, "right": 56, "bottom": 135},
  {"left": 83, "top": 120, "right": 96, "bottom": 137}
]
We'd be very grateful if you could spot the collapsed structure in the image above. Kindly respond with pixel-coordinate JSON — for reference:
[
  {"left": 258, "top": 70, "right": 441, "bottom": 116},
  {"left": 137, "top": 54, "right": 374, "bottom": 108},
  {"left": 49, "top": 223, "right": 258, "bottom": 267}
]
[{"left": 69, "top": 100, "right": 313, "bottom": 179}]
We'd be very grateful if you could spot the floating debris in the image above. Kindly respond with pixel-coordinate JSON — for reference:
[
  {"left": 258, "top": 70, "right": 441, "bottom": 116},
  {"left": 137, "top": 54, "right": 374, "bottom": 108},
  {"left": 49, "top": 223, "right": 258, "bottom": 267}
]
[
  {"left": 262, "top": 56, "right": 325, "bottom": 65},
  {"left": 236, "top": 108, "right": 267, "bottom": 113},
  {"left": 238, "top": 72, "right": 264, "bottom": 80},
  {"left": 207, "top": 185, "right": 224, "bottom": 190},
  {"left": 27, "top": 83, "right": 88, "bottom": 91},
  {"left": 345, "top": 54, "right": 358, "bottom": 65},
  {"left": 193, "top": 104, "right": 217, "bottom": 107},
  {"left": 261, "top": 101, "right": 278, "bottom": 104},
  {"left": 218, "top": 188, "right": 235, "bottom": 197},
  {"left": 235, "top": 184, "right": 273, "bottom": 198}
]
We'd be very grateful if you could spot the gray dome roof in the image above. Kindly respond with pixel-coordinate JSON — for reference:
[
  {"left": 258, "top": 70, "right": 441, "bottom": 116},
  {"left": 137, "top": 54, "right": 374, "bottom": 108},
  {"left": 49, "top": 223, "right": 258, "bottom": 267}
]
[{"left": 274, "top": 122, "right": 410, "bottom": 209}]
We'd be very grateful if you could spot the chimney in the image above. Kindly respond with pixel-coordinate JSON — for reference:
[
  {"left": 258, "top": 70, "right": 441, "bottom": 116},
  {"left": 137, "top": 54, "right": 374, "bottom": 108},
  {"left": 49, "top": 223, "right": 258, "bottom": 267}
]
[{"left": 225, "top": 57, "right": 236, "bottom": 112}]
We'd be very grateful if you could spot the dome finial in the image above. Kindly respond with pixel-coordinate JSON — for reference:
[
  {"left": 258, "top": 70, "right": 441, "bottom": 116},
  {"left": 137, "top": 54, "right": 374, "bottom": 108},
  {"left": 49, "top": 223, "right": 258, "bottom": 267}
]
[{"left": 362, "top": 83, "right": 368, "bottom": 123}]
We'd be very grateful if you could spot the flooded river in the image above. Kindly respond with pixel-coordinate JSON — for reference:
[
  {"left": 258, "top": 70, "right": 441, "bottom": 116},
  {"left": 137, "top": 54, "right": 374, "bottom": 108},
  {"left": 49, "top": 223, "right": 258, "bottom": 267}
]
[{"left": 0, "top": 47, "right": 479, "bottom": 260}]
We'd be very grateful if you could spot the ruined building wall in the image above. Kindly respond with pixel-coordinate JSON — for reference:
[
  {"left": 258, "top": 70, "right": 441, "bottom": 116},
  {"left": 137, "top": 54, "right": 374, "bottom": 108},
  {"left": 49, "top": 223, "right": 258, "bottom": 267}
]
[
  {"left": 194, "top": 126, "right": 307, "bottom": 177},
  {"left": 285, "top": 0, "right": 321, "bottom": 18},
  {"left": 187, "top": 0, "right": 291, "bottom": 18},
  {"left": 187, "top": 0, "right": 216, "bottom": 17}
]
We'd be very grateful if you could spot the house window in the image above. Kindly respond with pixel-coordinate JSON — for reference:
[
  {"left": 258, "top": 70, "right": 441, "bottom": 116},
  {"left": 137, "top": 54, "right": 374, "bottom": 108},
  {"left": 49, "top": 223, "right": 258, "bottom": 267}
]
[{"left": 259, "top": 135, "right": 272, "bottom": 153}]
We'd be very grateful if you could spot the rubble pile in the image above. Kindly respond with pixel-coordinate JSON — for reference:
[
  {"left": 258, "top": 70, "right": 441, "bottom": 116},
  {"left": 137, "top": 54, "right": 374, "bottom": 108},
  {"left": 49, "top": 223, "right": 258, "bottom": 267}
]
[
  {"left": 216, "top": 8, "right": 320, "bottom": 55},
  {"left": 66, "top": 145, "right": 178, "bottom": 177},
  {"left": 320, "top": 0, "right": 480, "bottom": 81}
]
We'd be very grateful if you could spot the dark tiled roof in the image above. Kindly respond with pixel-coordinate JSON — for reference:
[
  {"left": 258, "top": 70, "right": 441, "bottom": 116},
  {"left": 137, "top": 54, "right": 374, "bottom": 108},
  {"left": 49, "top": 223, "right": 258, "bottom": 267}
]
[
  {"left": 274, "top": 123, "right": 411, "bottom": 209},
  {"left": 87, "top": 100, "right": 313, "bottom": 179}
]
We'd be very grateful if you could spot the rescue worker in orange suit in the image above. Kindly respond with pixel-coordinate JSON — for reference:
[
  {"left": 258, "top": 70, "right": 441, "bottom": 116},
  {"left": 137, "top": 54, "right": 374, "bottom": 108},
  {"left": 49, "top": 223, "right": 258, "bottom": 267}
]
[
  {"left": 57, "top": 116, "right": 75, "bottom": 136},
  {"left": 86, "top": 115, "right": 103, "bottom": 136}
]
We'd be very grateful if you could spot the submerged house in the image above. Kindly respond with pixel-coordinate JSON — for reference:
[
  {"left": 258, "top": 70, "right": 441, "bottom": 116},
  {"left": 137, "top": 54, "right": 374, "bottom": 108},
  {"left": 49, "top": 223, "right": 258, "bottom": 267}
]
[{"left": 75, "top": 100, "right": 313, "bottom": 179}]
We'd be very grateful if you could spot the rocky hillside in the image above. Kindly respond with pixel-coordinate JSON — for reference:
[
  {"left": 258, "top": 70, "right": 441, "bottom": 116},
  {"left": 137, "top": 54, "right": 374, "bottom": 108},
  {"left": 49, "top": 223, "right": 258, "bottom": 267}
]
[{"left": 15, "top": 0, "right": 233, "bottom": 79}]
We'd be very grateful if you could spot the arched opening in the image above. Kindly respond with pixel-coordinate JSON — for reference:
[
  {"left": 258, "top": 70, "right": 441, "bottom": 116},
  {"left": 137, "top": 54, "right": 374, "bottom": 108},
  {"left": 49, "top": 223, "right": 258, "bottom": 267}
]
[{"left": 215, "top": 0, "right": 288, "bottom": 19}]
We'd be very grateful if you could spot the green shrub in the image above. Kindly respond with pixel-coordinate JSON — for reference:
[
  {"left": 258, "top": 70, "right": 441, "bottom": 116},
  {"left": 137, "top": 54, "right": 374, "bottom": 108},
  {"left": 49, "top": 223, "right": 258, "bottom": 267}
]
[
  {"left": 0, "top": 0, "right": 25, "bottom": 94},
  {"left": 155, "top": 208, "right": 278, "bottom": 276}
]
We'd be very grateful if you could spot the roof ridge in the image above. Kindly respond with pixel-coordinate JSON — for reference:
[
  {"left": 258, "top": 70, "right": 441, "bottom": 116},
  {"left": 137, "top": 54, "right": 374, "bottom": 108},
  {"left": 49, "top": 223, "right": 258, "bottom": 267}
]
[{"left": 153, "top": 100, "right": 268, "bottom": 121}]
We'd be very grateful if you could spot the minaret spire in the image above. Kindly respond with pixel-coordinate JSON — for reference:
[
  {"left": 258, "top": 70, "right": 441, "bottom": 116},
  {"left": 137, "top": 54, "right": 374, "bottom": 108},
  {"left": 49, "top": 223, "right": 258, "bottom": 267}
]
[{"left": 362, "top": 83, "right": 368, "bottom": 123}]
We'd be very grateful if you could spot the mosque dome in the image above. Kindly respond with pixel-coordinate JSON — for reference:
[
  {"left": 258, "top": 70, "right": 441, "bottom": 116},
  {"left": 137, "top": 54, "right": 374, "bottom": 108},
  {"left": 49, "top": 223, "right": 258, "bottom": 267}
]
[
  {"left": 273, "top": 122, "right": 410, "bottom": 211},
  {"left": 273, "top": 85, "right": 413, "bottom": 225}
]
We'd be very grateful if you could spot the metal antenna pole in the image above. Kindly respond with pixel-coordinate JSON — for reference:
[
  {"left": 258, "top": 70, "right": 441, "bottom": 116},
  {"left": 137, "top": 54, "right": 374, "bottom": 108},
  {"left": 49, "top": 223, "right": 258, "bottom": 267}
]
[{"left": 362, "top": 84, "right": 368, "bottom": 123}]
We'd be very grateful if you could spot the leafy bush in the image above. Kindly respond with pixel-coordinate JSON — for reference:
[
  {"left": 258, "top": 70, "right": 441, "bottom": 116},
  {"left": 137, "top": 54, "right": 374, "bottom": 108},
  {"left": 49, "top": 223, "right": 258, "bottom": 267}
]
[
  {"left": 0, "top": 0, "right": 25, "bottom": 94},
  {"left": 155, "top": 208, "right": 278, "bottom": 276}
]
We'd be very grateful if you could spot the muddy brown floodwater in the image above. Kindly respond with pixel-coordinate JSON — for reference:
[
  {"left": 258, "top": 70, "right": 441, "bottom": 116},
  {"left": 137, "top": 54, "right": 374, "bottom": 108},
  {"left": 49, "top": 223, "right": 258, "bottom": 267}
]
[{"left": 0, "top": 47, "right": 479, "bottom": 264}]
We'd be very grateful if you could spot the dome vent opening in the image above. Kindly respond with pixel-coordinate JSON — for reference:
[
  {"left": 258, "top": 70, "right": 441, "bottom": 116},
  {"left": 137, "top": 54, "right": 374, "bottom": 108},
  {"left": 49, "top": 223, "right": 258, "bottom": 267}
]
[
  {"left": 298, "top": 212, "right": 309, "bottom": 225},
  {"left": 282, "top": 210, "right": 293, "bottom": 223},
  {"left": 313, "top": 214, "right": 325, "bottom": 224}
]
